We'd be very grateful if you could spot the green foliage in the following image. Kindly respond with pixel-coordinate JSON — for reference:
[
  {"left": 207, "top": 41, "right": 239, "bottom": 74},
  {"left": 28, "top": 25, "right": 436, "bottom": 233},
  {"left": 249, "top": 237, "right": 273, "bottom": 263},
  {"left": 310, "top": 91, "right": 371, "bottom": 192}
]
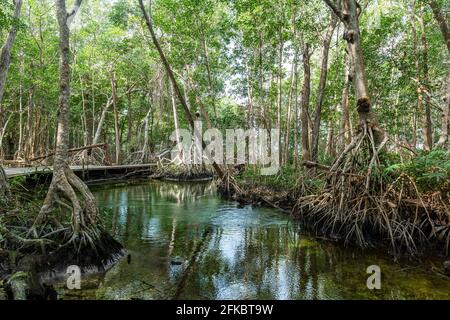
[
  {"left": 215, "top": 99, "right": 246, "bottom": 128},
  {"left": 0, "top": 0, "right": 13, "bottom": 33},
  {"left": 8, "top": 176, "right": 26, "bottom": 189},
  {"left": 385, "top": 149, "right": 450, "bottom": 192},
  {"left": 238, "top": 165, "right": 298, "bottom": 190}
]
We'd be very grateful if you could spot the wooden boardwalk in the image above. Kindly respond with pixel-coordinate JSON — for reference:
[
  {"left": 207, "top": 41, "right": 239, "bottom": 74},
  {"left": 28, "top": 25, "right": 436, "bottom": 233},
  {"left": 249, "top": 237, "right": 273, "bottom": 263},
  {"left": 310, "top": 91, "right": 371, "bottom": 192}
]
[{"left": 4, "top": 164, "right": 156, "bottom": 178}]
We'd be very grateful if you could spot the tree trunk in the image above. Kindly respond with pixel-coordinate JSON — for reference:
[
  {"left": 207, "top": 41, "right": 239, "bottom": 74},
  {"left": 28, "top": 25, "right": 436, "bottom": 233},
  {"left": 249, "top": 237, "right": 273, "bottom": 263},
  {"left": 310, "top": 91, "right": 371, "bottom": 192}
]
[
  {"left": 201, "top": 35, "right": 217, "bottom": 118},
  {"left": 79, "top": 75, "right": 89, "bottom": 147},
  {"left": 340, "top": 49, "right": 352, "bottom": 148},
  {"left": 0, "top": 0, "right": 23, "bottom": 201},
  {"left": 126, "top": 81, "right": 133, "bottom": 145},
  {"left": 0, "top": 0, "right": 23, "bottom": 105},
  {"left": 141, "top": 106, "right": 152, "bottom": 162},
  {"left": 34, "top": 0, "right": 100, "bottom": 240},
  {"left": 311, "top": 13, "right": 338, "bottom": 160},
  {"left": 277, "top": 28, "right": 284, "bottom": 165},
  {"left": 420, "top": 18, "right": 433, "bottom": 150},
  {"left": 325, "top": 120, "right": 335, "bottom": 157},
  {"left": 429, "top": 0, "right": 449, "bottom": 147},
  {"left": 92, "top": 97, "right": 112, "bottom": 145},
  {"left": 437, "top": 75, "right": 449, "bottom": 147},
  {"left": 111, "top": 71, "right": 121, "bottom": 164},
  {"left": 0, "top": 165, "right": 9, "bottom": 200},
  {"left": 293, "top": 62, "right": 300, "bottom": 167},
  {"left": 324, "top": 0, "right": 375, "bottom": 128},
  {"left": 170, "top": 81, "right": 183, "bottom": 160},
  {"left": 410, "top": 3, "right": 431, "bottom": 151},
  {"left": 429, "top": 0, "right": 450, "bottom": 52},
  {"left": 138, "top": 0, "right": 224, "bottom": 179},
  {"left": 412, "top": 113, "right": 417, "bottom": 149},
  {"left": 284, "top": 47, "right": 299, "bottom": 165},
  {"left": 301, "top": 41, "right": 311, "bottom": 161},
  {"left": 245, "top": 59, "right": 254, "bottom": 127}
]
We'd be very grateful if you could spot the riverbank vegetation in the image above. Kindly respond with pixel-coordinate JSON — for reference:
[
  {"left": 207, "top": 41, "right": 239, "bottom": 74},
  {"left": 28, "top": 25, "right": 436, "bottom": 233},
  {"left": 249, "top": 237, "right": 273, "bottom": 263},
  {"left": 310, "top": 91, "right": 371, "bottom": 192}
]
[{"left": 0, "top": 0, "right": 449, "bottom": 298}]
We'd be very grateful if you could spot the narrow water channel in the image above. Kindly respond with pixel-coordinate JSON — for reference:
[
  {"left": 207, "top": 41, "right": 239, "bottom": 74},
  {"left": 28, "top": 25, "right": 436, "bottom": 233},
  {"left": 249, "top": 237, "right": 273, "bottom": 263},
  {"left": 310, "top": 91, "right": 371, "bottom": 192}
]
[{"left": 57, "top": 181, "right": 450, "bottom": 300}]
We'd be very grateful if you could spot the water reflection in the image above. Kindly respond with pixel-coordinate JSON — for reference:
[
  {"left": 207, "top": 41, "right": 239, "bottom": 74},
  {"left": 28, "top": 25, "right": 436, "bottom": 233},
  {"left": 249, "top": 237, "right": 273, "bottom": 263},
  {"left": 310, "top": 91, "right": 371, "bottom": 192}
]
[{"left": 58, "top": 182, "right": 450, "bottom": 300}]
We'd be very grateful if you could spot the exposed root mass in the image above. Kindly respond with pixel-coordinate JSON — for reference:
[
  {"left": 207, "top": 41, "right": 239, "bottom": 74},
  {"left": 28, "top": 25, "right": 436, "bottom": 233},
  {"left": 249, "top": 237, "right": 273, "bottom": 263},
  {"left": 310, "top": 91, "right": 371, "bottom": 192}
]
[{"left": 294, "top": 127, "right": 450, "bottom": 255}]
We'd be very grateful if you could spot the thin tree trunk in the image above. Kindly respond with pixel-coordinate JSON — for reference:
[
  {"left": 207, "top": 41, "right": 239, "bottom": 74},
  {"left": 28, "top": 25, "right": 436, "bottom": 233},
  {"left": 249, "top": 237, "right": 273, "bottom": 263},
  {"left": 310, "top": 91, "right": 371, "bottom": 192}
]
[
  {"left": 138, "top": 0, "right": 224, "bottom": 179},
  {"left": 325, "top": 123, "right": 334, "bottom": 156},
  {"left": 111, "top": 71, "right": 121, "bottom": 164},
  {"left": 324, "top": 0, "right": 376, "bottom": 129},
  {"left": 92, "top": 97, "right": 112, "bottom": 145},
  {"left": 201, "top": 35, "right": 217, "bottom": 118},
  {"left": 79, "top": 75, "right": 89, "bottom": 147},
  {"left": 0, "top": 0, "right": 23, "bottom": 105},
  {"left": 17, "top": 51, "right": 25, "bottom": 159},
  {"left": 429, "top": 0, "right": 449, "bottom": 148},
  {"left": 284, "top": 49, "right": 299, "bottom": 165},
  {"left": 340, "top": 49, "right": 352, "bottom": 149},
  {"left": 35, "top": 0, "right": 100, "bottom": 237},
  {"left": 293, "top": 63, "right": 300, "bottom": 167},
  {"left": 141, "top": 106, "right": 151, "bottom": 162},
  {"left": 245, "top": 59, "right": 254, "bottom": 127},
  {"left": 437, "top": 75, "right": 449, "bottom": 147},
  {"left": 126, "top": 81, "right": 133, "bottom": 144},
  {"left": 412, "top": 113, "right": 417, "bottom": 149},
  {"left": 420, "top": 18, "right": 433, "bottom": 150},
  {"left": 258, "top": 33, "right": 265, "bottom": 128},
  {"left": 311, "top": 13, "right": 338, "bottom": 160},
  {"left": 410, "top": 3, "right": 431, "bottom": 151},
  {"left": 277, "top": 28, "right": 284, "bottom": 165},
  {"left": 429, "top": 0, "right": 450, "bottom": 52},
  {"left": 301, "top": 40, "right": 311, "bottom": 161},
  {"left": 170, "top": 81, "right": 183, "bottom": 159},
  {"left": 0, "top": 0, "right": 23, "bottom": 200}
]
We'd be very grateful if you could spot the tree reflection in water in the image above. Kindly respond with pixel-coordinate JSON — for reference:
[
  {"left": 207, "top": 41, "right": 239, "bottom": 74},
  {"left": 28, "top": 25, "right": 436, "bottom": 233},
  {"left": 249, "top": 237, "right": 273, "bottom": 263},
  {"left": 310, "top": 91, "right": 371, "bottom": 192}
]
[{"left": 57, "top": 182, "right": 450, "bottom": 300}]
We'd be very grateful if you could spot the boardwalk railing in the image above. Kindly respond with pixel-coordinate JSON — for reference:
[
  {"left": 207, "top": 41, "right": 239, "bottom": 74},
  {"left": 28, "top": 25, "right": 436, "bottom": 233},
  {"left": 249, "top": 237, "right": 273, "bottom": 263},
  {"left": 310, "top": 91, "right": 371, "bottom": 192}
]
[
  {"left": 31, "top": 143, "right": 112, "bottom": 166},
  {"left": 2, "top": 144, "right": 113, "bottom": 168}
]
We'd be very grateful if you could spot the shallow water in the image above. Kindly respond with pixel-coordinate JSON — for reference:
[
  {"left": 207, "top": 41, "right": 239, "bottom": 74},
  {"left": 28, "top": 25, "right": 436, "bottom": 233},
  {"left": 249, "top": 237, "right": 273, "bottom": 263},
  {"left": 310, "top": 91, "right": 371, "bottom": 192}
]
[{"left": 57, "top": 181, "right": 450, "bottom": 300}]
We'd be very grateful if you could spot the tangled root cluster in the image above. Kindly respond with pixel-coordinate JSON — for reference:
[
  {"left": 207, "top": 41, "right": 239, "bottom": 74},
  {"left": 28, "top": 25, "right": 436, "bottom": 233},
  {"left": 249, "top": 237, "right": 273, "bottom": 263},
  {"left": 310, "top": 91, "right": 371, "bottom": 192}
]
[
  {"left": 295, "top": 127, "right": 450, "bottom": 255},
  {"left": 70, "top": 149, "right": 108, "bottom": 166},
  {"left": 153, "top": 163, "right": 215, "bottom": 181}
]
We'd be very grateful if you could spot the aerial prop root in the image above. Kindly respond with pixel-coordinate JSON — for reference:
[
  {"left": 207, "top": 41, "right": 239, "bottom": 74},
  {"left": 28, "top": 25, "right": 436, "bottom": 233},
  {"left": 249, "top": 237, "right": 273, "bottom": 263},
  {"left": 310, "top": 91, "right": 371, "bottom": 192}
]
[
  {"left": 27, "top": 167, "right": 101, "bottom": 251},
  {"left": 295, "top": 125, "right": 449, "bottom": 254},
  {"left": 218, "top": 170, "right": 242, "bottom": 197}
]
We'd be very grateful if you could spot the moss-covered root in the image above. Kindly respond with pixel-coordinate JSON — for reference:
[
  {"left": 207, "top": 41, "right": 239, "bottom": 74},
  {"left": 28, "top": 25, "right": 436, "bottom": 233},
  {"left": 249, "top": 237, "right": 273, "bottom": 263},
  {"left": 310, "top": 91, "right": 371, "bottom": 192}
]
[{"left": 7, "top": 271, "right": 28, "bottom": 300}]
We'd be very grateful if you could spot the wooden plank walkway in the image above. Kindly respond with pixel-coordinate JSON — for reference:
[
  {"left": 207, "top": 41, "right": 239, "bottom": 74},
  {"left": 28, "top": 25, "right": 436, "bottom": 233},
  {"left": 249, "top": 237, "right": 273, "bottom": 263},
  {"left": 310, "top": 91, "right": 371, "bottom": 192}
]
[{"left": 4, "top": 164, "right": 156, "bottom": 178}]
